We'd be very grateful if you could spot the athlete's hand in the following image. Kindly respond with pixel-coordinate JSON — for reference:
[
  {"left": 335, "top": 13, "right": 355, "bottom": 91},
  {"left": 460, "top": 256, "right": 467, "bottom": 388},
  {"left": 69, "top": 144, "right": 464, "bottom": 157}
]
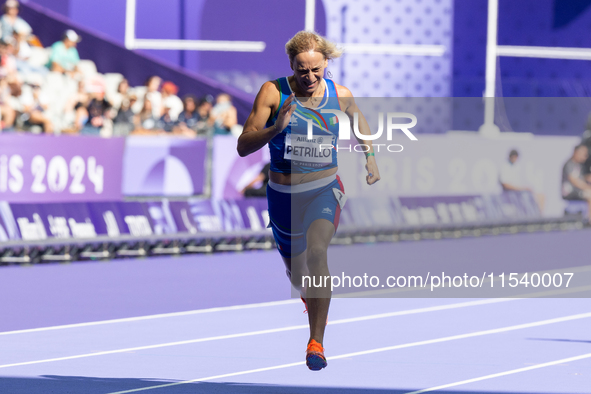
[
  {"left": 274, "top": 93, "right": 296, "bottom": 134},
  {"left": 365, "top": 156, "right": 380, "bottom": 185}
]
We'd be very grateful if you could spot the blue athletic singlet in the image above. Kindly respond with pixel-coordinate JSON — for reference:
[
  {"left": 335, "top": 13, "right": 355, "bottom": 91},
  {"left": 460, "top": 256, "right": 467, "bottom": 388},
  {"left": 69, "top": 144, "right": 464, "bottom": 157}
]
[{"left": 266, "top": 77, "right": 341, "bottom": 174}]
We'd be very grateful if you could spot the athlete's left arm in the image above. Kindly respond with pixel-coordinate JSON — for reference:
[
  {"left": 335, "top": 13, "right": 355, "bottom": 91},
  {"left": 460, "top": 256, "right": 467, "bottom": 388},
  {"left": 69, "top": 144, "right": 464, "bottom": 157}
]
[{"left": 336, "top": 85, "right": 381, "bottom": 185}]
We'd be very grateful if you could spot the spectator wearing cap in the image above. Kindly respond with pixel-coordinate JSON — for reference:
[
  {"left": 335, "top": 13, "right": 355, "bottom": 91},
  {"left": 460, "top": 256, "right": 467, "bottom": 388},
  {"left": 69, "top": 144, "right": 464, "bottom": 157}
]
[
  {"left": 160, "top": 81, "right": 183, "bottom": 121},
  {"left": 0, "top": 1, "right": 31, "bottom": 43},
  {"left": 47, "top": 29, "right": 81, "bottom": 77}
]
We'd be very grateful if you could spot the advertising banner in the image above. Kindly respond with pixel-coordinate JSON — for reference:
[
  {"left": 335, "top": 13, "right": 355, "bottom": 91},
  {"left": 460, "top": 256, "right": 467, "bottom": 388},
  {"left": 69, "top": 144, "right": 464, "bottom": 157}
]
[
  {"left": 0, "top": 134, "right": 125, "bottom": 203},
  {"left": 122, "top": 137, "right": 207, "bottom": 197},
  {"left": 212, "top": 136, "right": 270, "bottom": 200}
]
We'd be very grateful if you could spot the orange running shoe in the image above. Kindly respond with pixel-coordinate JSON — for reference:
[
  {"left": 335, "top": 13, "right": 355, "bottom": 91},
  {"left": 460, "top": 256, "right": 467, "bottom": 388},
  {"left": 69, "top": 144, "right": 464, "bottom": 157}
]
[{"left": 306, "top": 339, "right": 327, "bottom": 371}]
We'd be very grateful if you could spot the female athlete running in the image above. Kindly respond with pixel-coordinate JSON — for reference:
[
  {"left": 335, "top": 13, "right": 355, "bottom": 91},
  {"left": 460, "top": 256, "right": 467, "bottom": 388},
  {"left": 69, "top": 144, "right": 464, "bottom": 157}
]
[{"left": 237, "top": 31, "right": 380, "bottom": 371}]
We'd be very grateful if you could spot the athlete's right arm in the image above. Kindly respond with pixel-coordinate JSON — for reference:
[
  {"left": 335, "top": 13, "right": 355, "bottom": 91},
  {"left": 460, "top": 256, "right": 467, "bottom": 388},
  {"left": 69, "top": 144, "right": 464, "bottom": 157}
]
[{"left": 237, "top": 81, "right": 295, "bottom": 157}]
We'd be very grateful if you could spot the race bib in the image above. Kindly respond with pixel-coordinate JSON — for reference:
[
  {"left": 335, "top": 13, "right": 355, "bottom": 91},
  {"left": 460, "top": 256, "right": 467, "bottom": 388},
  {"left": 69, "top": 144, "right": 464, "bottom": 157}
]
[{"left": 284, "top": 133, "right": 335, "bottom": 168}]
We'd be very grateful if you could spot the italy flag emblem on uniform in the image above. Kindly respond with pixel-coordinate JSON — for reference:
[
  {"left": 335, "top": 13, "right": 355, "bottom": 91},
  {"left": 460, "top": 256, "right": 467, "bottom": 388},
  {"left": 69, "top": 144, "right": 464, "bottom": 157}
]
[{"left": 329, "top": 116, "right": 338, "bottom": 126}]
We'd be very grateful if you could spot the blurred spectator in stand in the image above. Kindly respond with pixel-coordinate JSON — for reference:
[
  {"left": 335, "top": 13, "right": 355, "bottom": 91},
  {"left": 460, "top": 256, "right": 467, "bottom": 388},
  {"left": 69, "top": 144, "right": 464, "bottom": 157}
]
[
  {"left": 113, "top": 93, "right": 136, "bottom": 136},
  {"left": 160, "top": 81, "right": 183, "bottom": 121},
  {"left": 581, "top": 129, "right": 591, "bottom": 178},
  {"left": 0, "top": 1, "right": 31, "bottom": 43},
  {"left": 0, "top": 37, "right": 17, "bottom": 78},
  {"left": 0, "top": 75, "right": 15, "bottom": 129},
  {"left": 174, "top": 94, "right": 199, "bottom": 137},
  {"left": 196, "top": 94, "right": 213, "bottom": 135},
  {"left": 47, "top": 29, "right": 81, "bottom": 78},
  {"left": 562, "top": 144, "right": 591, "bottom": 220},
  {"left": 108, "top": 79, "right": 130, "bottom": 112},
  {"left": 499, "top": 150, "right": 527, "bottom": 192},
  {"left": 210, "top": 93, "right": 237, "bottom": 135},
  {"left": 242, "top": 162, "right": 271, "bottom": 197},
  {"left": 499, "top": 149, "right": 545, "bottom": 211},
  {"left": 80, "top": 76, "right": 112, "bottom": 136},
  {"left": 144, "top": 75, "right": 162, "bottom": 118},
  {"left": 156, "top": 103, "right": 175, "bottom": 133},
  {"left": 18, "top": 74, "right": 52, "bottom": 133},
  {"left": 12, "top": 24, "right": 30, "bottom": 61},
  {"left": 64, "top": 80, "right": 91, "bottom": 133},
  {"left": 133, "top": 98, "right": 159, "bottom": 135}
]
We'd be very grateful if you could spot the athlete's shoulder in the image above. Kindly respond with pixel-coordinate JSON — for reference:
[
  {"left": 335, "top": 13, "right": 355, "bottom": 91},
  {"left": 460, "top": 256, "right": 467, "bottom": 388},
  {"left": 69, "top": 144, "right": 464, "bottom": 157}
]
[
  {"left": 260, "top": 80, "right": 281, "bottom": 96},
  {"left": 255, "top": 80, "right": 282, "bottom": 108},
  {"left": 332, "top": 82, "right": 354, "bottom": 98}
]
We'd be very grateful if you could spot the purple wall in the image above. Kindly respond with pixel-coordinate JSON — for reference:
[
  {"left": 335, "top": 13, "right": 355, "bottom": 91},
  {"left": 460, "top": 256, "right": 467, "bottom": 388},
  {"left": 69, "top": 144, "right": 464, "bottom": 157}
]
[
  {"left": 27, "top": 0, "right": 69, "bottom": 16},
  {"left": 198, "top": 0, "right": 326, "bottom": 79},
  {"left": 27, "top": 0, "right": 325, "bottom": 81},
  {"left": 453, "top": 0, "right": 591, "bottom": 98}
]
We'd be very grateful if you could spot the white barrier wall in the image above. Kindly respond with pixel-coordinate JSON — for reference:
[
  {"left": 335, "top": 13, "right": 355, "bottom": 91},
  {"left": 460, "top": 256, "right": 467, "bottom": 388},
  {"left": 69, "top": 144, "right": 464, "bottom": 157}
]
[{"left": 337, "top": 133, "right": 579, "bottom": 218}]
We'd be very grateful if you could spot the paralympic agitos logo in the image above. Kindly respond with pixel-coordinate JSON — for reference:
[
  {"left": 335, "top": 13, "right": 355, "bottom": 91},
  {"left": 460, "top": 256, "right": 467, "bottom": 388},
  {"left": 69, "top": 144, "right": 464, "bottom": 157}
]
[{"left": 306, "top": 111, "right": 418, "bottom": 153}]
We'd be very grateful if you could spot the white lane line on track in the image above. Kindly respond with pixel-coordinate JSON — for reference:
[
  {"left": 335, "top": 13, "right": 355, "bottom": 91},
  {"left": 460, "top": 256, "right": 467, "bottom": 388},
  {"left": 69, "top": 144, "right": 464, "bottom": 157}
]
[
  {"left": 105, "top": 311, "right": 591, "bottom": 394},
  {"left": 0, "top": 299, "right": 300, "bottom": 336},
  {"left": 404, "top": 352, "right": 591, "bottom": 394},
  {"left": 0, "top": 298, "right": 516, "bottom": 370},
  {"left": 3, "top": 270, "right": 589, "bottom": 337},
  {"left": 3, "top": 284, "right": 591, "bottom": 370}
]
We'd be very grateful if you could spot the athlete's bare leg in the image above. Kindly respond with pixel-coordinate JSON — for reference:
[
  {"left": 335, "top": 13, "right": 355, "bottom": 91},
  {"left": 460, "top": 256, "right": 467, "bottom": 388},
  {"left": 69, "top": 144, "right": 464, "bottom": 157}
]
[
  {"left": 282, "top": 251, "right": 309, "bottom": 297},
  {"left": 303, "top": 219, "right": 334, "bottom": 345}
]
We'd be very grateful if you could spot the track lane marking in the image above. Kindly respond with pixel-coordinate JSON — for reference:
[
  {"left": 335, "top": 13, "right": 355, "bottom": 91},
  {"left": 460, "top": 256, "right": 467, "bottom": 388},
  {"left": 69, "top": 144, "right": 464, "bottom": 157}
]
[
  {"left": 404, "top": 352, "right": 591, "bottom": 394},
  {"left": 0, "top": 298, "right": 516, "bottom": 369},
  {"left": 105, "top": 311, "right": 591, "bottom": 393}
]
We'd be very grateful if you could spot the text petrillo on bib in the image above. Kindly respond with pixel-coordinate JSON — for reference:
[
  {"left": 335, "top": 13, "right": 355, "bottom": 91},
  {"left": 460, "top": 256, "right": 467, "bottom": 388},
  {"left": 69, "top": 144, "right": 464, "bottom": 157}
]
[{"left": 284, "top": 133, "right": 336, "bottom": 168}]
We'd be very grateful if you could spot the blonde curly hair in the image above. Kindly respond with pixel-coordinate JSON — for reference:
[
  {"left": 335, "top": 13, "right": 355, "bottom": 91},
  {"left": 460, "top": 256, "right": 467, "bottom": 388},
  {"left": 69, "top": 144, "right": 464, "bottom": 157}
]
[{"left": 285, "top": 31, "right": 343, "bottom": 66}]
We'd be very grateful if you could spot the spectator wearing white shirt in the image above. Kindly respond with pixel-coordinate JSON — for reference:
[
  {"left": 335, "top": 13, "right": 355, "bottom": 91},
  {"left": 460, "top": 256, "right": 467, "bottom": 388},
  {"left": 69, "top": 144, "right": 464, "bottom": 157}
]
[
  {"left": 144, "top": 75, "right": 162, "bottom": 118},
  {"left": 18, "top": 75, "right": 52, "bottom": 133},
  {"left": 499, "top": 150, "right": 529, "bottom": 192},
  {"left": 0, "top": 1, "right": 31, "bottom": 43},
  {"left": 500, "top": 149, "right": 545, "bottom": 212},
  {"left": 160, "top": 81, "right": 183, "bottom": 121}
]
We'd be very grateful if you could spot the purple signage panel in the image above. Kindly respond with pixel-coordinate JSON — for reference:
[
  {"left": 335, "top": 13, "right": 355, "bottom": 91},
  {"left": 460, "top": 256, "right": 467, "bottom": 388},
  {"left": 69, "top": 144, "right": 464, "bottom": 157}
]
[
  {"left": 234, "top": 198, "right": 270, "bottom": 231},
  {"left": 169, "top": 199, "right": 247, "bottom": 233},
  {"left": 9, "top": 202, "right": 98, "bottom": 241},
  {"left": 115, "top": 202, "right": 154, "bottom": 237},
  {"left": 0, "top": 134, "right": 124, "bottom": 203},
  {"left": 0, "top": 201, "right": 20, "bottom": 241},
  {"left": 212, "top": 136, "right": 270, "bottom": 199},
  {"left": 87, "top": 202, "right": 127, "bottom": 237},
  {"left": 122, "top": 137, "right": 207, "bottom": 197},
  {"left": 141, "top": 200, "right": 178, "bottom": 235}
]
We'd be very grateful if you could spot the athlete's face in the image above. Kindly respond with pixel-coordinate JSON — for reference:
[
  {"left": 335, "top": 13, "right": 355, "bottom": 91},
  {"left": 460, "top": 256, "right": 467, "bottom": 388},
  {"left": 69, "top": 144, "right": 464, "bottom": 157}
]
[{"left": 291, "top": 50, "right": 328, "bottom": 96}]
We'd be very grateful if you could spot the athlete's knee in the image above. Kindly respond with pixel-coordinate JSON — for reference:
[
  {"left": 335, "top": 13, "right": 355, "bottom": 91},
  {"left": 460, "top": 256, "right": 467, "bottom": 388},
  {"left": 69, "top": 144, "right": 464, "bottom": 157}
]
[{"left": 306, "top": 244, "right": 328, "bottom": 266}]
